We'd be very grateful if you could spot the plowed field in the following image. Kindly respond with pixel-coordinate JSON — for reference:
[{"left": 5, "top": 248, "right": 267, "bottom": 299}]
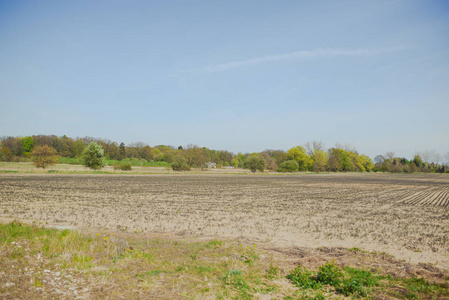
[{"left": 1, "top": 172, "right": 448, "bottom": 269}]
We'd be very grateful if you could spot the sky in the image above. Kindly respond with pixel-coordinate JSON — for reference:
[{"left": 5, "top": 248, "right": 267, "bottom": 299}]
[{"left": 1, "top": 0, "right": 448, "bottom": 159}]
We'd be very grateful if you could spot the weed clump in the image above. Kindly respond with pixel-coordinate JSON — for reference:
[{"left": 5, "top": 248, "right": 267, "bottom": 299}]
[
  {"left": 287, "top": 266, "right": 321, "bottom": 289},
  {"left": 316, "top": 260, "right": 342, "bottom": 286},
  {"left": 287, "top": 260, "right": 381, "bottom": 297},
  {"left": 113, "top": 162, "right": 132, "bottom": 171}
]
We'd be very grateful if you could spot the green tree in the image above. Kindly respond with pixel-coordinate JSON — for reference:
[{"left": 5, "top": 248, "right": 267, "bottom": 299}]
[
  {"left": 119, "top": 142, "right": 126, "bottom": 159},
  {"left": 340, "top": 151, "right": 353, "bottom": 171},
  {"left": 237, "top": 153, "right": 245, "bottom": 168},
  {"left": 244, "top": 154, "right": 266, "bottom": 173},
  {"left": 231, "top": 157, "right": 239, "bottom": 168},
  {"left": 107, "top": 142, "right": 121, "bottom": 160},
  {"left": 22, "top": 136, "right": 34, "bottom": 157},
  {"left": 327, "top": 148, "right": 353, "bottom": 172},
  {"left": 31, "top": 145, "right": 58, "bottom": 169},
  {"left": 151, "top": 148, "right": 164, "bottom": 161},
  {"left": 82, "top": 142, "right": 105, "bottom": 170},
  {"left": 70, "top": 140, "right": 85, "bottom": 157},
  {"left": 412, "top": 155, "right": 423, "bottom": 168},
  {"left": 51, "top": 136, "right": 70, "bottom": 157}
]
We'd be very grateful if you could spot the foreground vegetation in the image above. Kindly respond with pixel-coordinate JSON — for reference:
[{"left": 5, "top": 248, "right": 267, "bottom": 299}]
[
  {"left": 1, "top": 135, "right": 448, "bottom": 173},
  {"left": 1, "top": 221, "right": 447, "bottom": 299}
]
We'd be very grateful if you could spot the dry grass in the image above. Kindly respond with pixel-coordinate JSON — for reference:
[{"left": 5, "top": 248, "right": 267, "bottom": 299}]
[{"left": 0, "top": 221, "right": 287, "bottom": 299}]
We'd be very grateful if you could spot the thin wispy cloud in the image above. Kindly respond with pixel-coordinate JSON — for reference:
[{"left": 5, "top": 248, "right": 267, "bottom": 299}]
[{"left": 189, "top": 46, "right": 408, "bottom": 73}]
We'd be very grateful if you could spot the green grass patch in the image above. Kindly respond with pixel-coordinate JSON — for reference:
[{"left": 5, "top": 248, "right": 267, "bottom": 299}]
[
  {"left": 387, "top": 276, "right": 449, "bottom": 299},
  {"left": 286, "top": 260, "right": 448, "bottom": 299}
]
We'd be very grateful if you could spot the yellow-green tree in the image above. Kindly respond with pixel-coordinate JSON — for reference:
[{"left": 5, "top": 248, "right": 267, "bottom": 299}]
[
  {"left": 359, "top": 154, "right": 374, "bottom": 172},
  {"left": 287, "top": 146, "right": 313, "bottom": 171},
  {"left": 312, "top": 150, "right": 328, "bottom": 172}
]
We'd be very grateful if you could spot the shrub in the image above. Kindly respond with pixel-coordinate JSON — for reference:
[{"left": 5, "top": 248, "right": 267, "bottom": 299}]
[
  {"left": 31, "top": 145, "right": 58, "bottom": 169},
  {"left": 287, "top": 262, "right": 381, "bottom": 298},
  {"left": 172, "top": 157, "right": 190, "bottom": 171},
  {"left": 244, "top": 154, "right": 265, "bottom": 173},
  {"left": 113, "top": 163, "right": 132, "bottom": 171},
  {"left": 315, "top": 261, "right": 343, "bottom": 286},
  {"left": 287, "top": 266, "right": 321, "bottom": 289},
  {"left": 82, "top": 142, "right": 105, "bottom": 170},
  {"left": 277, "top": 160, "right": 299, "bottom": 172},
  {"left": 336, "top": 267, "right": 379, "bottom": 297}
]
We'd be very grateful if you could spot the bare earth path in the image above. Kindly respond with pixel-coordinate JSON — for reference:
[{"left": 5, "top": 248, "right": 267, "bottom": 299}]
[{"left": 1, "top": 172, "right": 448, "bottom": 269}]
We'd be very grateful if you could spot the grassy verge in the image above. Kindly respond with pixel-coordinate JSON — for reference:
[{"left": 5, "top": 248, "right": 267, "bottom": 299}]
[
  {"left": 0, "top": 221, "right": 290, "bottom": 299},
  {"left": 1, "top": 221, "right": 448, "bottom": 299}
]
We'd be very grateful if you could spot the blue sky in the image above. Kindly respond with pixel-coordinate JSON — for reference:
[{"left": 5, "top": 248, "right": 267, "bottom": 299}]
[{"left": 1, "top": 0, "right": 448, "bottom": 159}]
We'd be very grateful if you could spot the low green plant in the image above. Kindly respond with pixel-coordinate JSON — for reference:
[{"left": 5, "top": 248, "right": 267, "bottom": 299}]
[
  {"left": 287, "top": 262, "right": 382, "bottom": 297},
  {"left": 396, "top": 276, "right": 449, "bottom": 297},
  {"left": 204, "top": 240, "right": 225, "bottom": 248},
  {"left": 287, "top": 266, "right": 321, "bottom": 289},
  {"left": 265, "top": 262, "right": 280, "bottom": 279},
  {"left": 315, "top": 260, "right": 343, "bottom": 286},
  {"left": 113, "top": 162, "right": 132, "bottom": 171},
  {"left": 240, "top": 244, "right": 259, "bottom": 266},
  {"left": 222, "top": 269, "right": 253, "bottom": 298},
  {"left": 146, "top": 270, "right": 164, "bottom": 276}
]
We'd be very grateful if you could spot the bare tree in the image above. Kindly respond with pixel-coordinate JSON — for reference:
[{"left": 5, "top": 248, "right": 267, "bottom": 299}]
[
  {"left": 420, "top": 151, "right": 430, "bottom": 163},
  {"left": 428, "top": 150, "right": 441, "bottom": 164},
  {"left": 444, "top": 152, "right": 449, "bottom": 167},
  {"left": 304, "top": 141, "right": 325, "bottom": 155},
  {"left": 374, "top": 155, "right": 385, "bottom": 165},
  {"left": 335, "top": 143, "right": 355, "bottom": 153},
  {"left": 129, "top": 141, "right": 146, "bottom": 149},
  {"left": 385, "top": 151, "right": 395, "bottom": 160}
]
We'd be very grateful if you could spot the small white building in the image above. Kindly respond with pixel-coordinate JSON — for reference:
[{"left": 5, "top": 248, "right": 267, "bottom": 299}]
[{"left": 205, "top": 162, "right": 217, "bottom": 169}]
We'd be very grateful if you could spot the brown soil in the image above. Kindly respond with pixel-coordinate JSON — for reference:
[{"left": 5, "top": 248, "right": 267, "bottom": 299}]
[{"left": 1, "top": 172, "right": 448, "bottom": 271}]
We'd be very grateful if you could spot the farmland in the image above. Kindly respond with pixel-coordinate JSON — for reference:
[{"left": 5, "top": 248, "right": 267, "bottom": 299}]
[
  {"left": 1, "top": 171, "right": 449, "bottom": 298},
  {"left": 1, "top": 172, "right": 448, "bottom": 267}
]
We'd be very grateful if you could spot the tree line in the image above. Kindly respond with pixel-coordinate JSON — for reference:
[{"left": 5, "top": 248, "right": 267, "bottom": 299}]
[{"left": 0, "top": 135, "right": 448, "bottom": 173}]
